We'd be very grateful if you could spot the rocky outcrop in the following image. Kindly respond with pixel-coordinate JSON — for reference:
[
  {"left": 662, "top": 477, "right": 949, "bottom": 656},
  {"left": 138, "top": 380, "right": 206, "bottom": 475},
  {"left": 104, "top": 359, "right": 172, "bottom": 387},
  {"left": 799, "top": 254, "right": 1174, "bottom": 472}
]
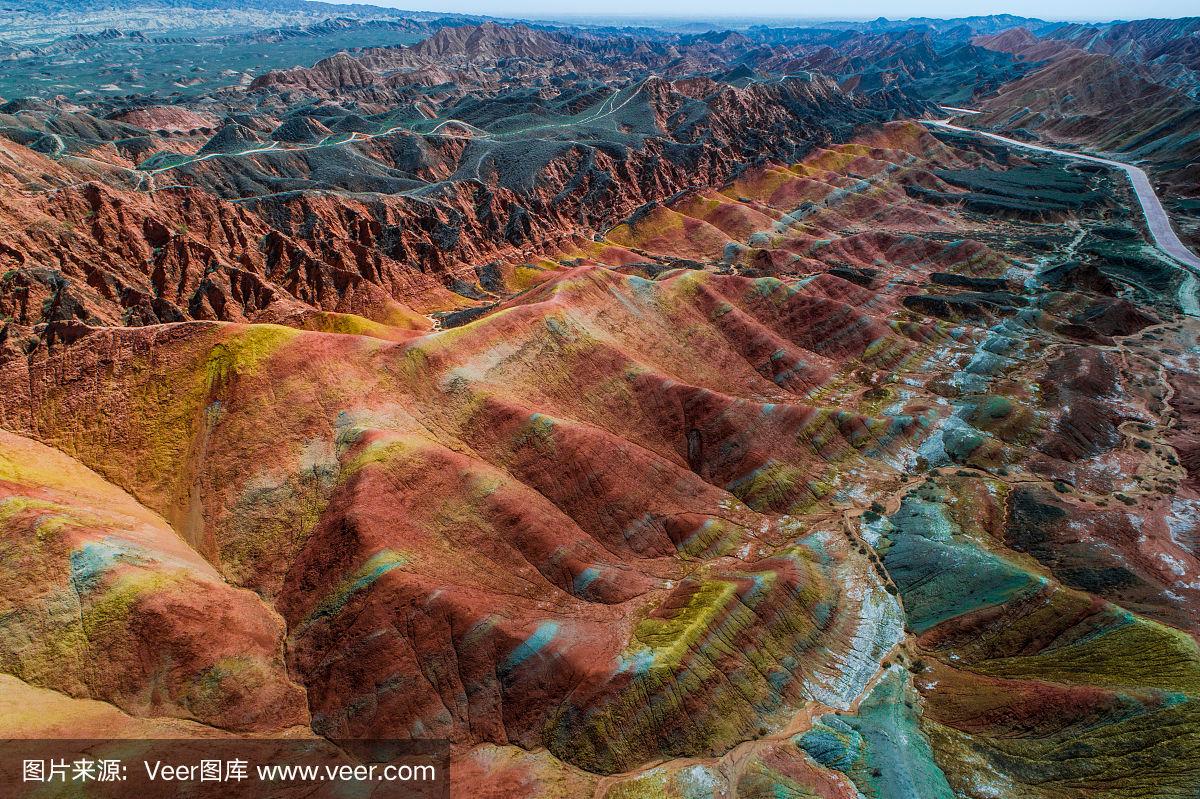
[
  {"left": 974, "top": 34, "right": 1200, "bottom": 193},
  {"left": 0, "top": 75, "right": 931, "bottom": 335},
  {"left": 0, "top": 429, "right": 308, "bottom": 731},
  {"left": 3, "top": 12, "right": 1200, "bottom": 799}
]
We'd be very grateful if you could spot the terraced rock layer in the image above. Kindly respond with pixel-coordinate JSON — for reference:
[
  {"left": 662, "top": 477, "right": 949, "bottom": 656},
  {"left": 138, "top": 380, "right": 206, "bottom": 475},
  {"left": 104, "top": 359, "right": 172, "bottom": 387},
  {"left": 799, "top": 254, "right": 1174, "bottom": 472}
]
[
  {"left": 2, "top": 113, "right": 1199, "bottom": 798},
  {"left": 0, "top": 70, "right": 928, "bottom": 341},
  {"left": 974, "top": 26, "right": 1200, "bottom": 196}
]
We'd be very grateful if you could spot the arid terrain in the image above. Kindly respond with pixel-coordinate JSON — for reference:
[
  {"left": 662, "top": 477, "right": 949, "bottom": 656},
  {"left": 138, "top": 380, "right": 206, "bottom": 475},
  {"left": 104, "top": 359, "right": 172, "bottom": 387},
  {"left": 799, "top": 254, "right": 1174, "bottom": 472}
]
[{"left": 1, "top": 2, "right": 1199, "bottom": 797}]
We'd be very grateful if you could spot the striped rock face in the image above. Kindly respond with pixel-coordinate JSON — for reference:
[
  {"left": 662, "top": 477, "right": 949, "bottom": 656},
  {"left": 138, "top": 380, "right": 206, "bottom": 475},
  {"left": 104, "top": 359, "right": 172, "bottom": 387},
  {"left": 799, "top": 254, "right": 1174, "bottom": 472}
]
[{"left": 2, "top": 112, "right": 1199, "bottom": 799}]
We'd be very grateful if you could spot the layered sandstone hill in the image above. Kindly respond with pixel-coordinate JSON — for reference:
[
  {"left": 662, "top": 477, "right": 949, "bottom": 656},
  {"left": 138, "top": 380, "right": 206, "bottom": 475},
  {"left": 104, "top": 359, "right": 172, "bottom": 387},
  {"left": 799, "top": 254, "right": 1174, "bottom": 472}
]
[
  {"left": 3, "top": 113, "right": 1200, "bottom": 796},
  {"left": 245, "top": 21, "right": 1034, "bottom": 108},
  {"left": 0, "top": 69, "right": 930, "bottom": 338},
  {"left": 2, "top": 13, "right": 1200, "bottom": 799},
  {"left": 974, "top": 24, "right": 1200, "bottom": 194},
  {"left": 1044, "top": 17, "right": 1200, "bottom": 98},
  {"left": 764, "top": 28, "right": 1032, "bottom": 104}
]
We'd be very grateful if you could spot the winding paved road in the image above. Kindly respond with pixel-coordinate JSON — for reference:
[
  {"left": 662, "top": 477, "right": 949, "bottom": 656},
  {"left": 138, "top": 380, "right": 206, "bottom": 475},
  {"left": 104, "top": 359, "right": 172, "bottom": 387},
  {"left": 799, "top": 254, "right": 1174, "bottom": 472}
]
[{"left": 923, "top": 116, "right": 1200, "bottom": 316}]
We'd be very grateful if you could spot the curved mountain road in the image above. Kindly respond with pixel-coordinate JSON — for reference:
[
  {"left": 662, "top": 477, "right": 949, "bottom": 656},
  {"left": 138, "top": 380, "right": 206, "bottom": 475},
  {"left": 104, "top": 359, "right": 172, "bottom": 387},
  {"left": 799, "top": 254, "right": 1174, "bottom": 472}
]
[{"left": 923, "top": 116, "right": 1200, "bottom": 316}]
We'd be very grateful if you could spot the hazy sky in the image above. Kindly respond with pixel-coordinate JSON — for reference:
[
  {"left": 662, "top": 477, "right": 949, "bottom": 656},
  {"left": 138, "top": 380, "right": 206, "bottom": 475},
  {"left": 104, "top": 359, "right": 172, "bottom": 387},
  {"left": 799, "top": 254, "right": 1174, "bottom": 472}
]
[{"left": 365, "top": 0, "right": 1196, "bottom": 23}]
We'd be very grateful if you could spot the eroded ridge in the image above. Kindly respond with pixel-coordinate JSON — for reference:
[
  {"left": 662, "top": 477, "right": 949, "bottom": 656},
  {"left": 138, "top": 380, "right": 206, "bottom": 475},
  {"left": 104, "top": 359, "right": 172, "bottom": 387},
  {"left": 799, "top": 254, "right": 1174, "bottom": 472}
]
[{"left": 2, "top": 104, "right": 1198, "bottom": 798}]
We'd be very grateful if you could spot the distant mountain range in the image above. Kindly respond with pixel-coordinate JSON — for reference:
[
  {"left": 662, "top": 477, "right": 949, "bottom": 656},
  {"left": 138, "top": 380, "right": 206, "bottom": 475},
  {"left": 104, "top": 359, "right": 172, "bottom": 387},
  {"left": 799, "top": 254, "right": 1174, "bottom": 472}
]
[
  {"left": 813, "top": 13, "right": 1060, "bottom": 34},
  {"left": 3, "top": 0, "right": 405, "bottom": 12}
]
